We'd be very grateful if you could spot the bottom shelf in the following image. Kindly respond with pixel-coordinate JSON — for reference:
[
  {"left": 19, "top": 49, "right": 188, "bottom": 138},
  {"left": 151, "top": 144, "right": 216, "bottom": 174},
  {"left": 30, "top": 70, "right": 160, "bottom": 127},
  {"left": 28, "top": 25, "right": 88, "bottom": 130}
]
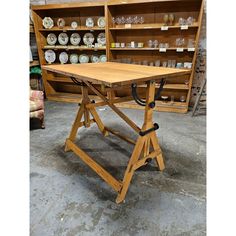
[{"left": 47, "top": 92, "right": 188, "bottom": 113}]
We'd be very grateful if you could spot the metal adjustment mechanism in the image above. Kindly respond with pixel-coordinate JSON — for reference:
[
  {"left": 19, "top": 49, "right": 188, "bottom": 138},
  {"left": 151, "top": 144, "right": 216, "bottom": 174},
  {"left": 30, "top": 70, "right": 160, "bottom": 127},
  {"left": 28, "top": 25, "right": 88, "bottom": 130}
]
[
  {"left": 149, "top": 101, "right": 155, "bottom": 108},
  {"left": 131, "top": 79, "right": 166, "bottom": 107},
  {"left": 139, "top": 123, "right": 159, "bottom": 136},
  {"left": 70, "top": 77, "right": 85, "bottom": 86}
]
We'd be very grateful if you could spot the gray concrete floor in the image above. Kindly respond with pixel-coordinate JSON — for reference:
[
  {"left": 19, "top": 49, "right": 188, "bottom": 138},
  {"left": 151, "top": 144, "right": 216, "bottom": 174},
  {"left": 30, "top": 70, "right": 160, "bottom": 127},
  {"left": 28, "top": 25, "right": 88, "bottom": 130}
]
[{"left": 30, "top": 101, "right": 206, "bottom": 236}]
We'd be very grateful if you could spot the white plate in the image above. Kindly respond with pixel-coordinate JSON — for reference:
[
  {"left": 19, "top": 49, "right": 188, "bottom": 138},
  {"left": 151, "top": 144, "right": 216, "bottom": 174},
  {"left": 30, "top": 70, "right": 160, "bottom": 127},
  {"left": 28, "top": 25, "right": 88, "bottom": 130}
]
[
  {"left": 46, "top": 33, "right": 57, "bottom": 45},
  {"left": 59, "top": 52, "right": 68, "bottom": 64},
  {"left": 69, "top": 54, "right": 79, "bottom": 64},
  {"left": 99, "top": 54, "right": 107, "bottom": 63},
  {"left": 45, "top": 50, "right": 56, "bottom": 63},
  {"left": 58, "top": 33, "right": 69, "bottom": 45},
  {"left": 70, "top": 33, "right": 81, "bottom": 46},
  {"left": 86, "top": 17, "right": 94, "bottom": 28},
  {"left": 83, "top": 33, "right": 94, "bottom": 45},
  {"left": 91, "top": 55, "right": 99, "bottom": 63},
  {"left": 97, "top": 33, "right": 106, "bottom": 46},
  {"left": 79, "top": 54, "right": 89, "bottom": 63},
  {"left": 42, "top": 17, "right": 54, "bottom": 29},
  {"left": 97, "top": 17, "right": 106, "bottom": 28},
  {"left": 57, "top": 18, "right": 65, "bottom": 28},
  {"left": 71, "top": 21, "right": 78, "bottom": 29}
]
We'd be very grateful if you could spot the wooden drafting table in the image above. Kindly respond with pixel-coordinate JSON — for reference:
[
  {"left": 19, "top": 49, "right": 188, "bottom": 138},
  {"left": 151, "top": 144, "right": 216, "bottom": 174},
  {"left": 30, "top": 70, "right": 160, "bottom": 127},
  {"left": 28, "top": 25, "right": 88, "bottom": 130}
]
[{"left": 43, "top": 62, "right": 190, "bottom": 203}]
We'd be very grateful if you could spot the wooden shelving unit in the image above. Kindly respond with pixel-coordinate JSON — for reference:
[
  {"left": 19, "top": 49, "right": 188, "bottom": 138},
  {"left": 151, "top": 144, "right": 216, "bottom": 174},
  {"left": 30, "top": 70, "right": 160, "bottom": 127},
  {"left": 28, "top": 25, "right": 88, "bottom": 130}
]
[{"left": 32, "top": 0, "right": 204, "bottom": 113}]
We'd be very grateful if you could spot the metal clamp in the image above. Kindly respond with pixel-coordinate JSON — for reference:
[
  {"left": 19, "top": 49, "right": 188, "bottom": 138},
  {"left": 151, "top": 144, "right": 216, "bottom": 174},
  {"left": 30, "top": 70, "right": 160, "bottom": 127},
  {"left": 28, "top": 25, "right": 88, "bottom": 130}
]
[
  {"left": 70, "top": 77, "right": 84, "bottom": 86},
  {"left": 131, "top": 79, "right": 166, "bottom": 107},
  {"left": 139, "top": 123, "right": 159, "bottom": 136}
]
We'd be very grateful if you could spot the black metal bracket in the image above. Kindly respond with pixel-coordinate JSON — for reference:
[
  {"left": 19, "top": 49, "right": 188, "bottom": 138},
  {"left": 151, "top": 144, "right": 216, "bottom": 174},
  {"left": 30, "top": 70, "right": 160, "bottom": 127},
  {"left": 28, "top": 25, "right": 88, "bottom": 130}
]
[
  {"left": 139, "top": 123, "right": 159, "bottom": 136},
  {"left": 70, "top": 77, "right": 85, "bottom": 86},
  {"left": 131, "top": 79, "right": 166, "bottom": 107}
]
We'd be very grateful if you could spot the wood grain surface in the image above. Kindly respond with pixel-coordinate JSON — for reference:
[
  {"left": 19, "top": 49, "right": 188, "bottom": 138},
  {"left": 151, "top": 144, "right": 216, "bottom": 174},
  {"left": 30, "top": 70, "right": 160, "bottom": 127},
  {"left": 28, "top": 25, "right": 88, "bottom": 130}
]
[{"left": 42, "top": 62, "right": 190, "bottom": 87}]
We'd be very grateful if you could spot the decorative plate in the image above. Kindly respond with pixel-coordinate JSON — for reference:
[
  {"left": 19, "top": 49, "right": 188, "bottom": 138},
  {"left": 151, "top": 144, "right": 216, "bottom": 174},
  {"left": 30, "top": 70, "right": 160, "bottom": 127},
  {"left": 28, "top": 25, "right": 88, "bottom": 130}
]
[
  {"left": 58, "top": 33, "right": 69, "bottom": 45},
  {"left": 91, "top": 55, "right": 99, "bottom": 63},
  {"left": 70, "top": 33, "right": 81, "bottom": 46},
  {"left": 57, "top": 18, "right": 65, "bottom": 28},
  {"left": 71, "top": 21, "right": 78, "bottom": 29},
  {"left": 59, "top": 52, "right": 68, "bottom": 64},
  {"left": 46, "top": 33, "right": 57, "bottom": 45},
  {"left": 99, "top": 54, "right": 107, "bottom": 63},
  {"left": 69, "top": 54, "right": 79, "bottom": 64},
  {"left": 97, "top": 33, "right": 106, "bottom": 46},
  {"left": 42, "top": 17, "right": 54, "bottom": 29},
  {"left": 97, "top": 17, "right": 106, "bottom": 28},
  {"left": 79, "top": 54, "right": 89, "bottom": 63},
  {"left": 86, "top": 17, "right": 94, "bottom": 28},
  {"left": 83, "top": 33, "right": 95, "bottom": 45},
  {"left": 45, "top": 50, "right": 56, "bottom": 63}
]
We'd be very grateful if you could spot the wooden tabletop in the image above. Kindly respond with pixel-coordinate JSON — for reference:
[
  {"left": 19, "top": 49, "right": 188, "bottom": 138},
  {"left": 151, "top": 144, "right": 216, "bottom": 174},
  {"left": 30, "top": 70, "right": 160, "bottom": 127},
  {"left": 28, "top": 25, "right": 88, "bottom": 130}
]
[{"left": 42, "top": 62, "right": 191, "bottom": 87}]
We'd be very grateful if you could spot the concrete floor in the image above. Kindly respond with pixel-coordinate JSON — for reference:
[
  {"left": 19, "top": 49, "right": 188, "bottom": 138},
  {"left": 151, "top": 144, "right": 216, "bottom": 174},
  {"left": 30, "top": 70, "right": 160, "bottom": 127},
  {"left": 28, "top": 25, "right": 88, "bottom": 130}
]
[{"left": 30, "top": 101, "right": 206, "bottom": 236}]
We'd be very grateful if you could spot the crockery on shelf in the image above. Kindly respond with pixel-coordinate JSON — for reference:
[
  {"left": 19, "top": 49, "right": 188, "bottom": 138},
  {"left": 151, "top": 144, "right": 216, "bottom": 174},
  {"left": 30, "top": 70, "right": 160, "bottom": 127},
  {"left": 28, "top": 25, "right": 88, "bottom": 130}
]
[
  {"left": 155, "top": 60, "right": 161, "bottom": 67},
  {"left": 45, "top": 50, "right": 56, "bottom": 63},
  {"left": 97, "top": 32, "right": 106, "bottom": 45},
  {"left": 86, "top": 17, "right": 94, "bottom": 28},
  {"left": 162, "top": 61, "right": 168, "bottom": 67},
  {"left": 169, "top": 14, "right": 175, "bottom": 25},
  {"left": 99, "top": 55, "right": 107, "bottom": 62},
  {"left": 138, "top": 16, "right": 145, "bottom": 24},
  {"left": 176, "top": 38, "right": 185, "bottom": 47},
  {"left": 180, "top": 96, "right": 186, "bottom": 102},
  {"left": 178, "top": 17, "right": 187, "bottom": 26},
  {"left": 153, "top": 40, "right": 158, "bottom": 48},
  {"left": 186, "top": 16, "right": 195, "bottom": 25},
  {"left": 69, "top": 54, "right": 79, "bottom": 64},
  {"left": 163, "top": 14, "right": 169, "bottom": 25},
  {"left": 161, "top": 95, "right": 169, "bottom": 103},
  {"left": 58, "top": 33, "right": 69, "bottom": 45},
  {"left": 46, "top": 33, "right": 57, "bottom": 45},
  {"left": 57, "top": 18, "right": 65, "bottom": 28},
  {"left": 71, "top": 21, "right": 78, "bottom": 29},
  {"left": 42, "top": 17, "right": 54, "bottom": 29},
  {"left": 91, "top": 55, "right": 100, "bottom": 63},
  {"left": 59, "top": 52, "right": 68, "bottom": 64},
  {"left": 70, "top": 33, "right": 81, "bottom": 46},
  {"left": 83, "top": 32, "right": 95, "bottom": 45},
  {"left": 79, "top": 54, "right": 89, "bottom": 63},
  {"left": 97, "top": 17, "right": 106, "bottom": 28}
]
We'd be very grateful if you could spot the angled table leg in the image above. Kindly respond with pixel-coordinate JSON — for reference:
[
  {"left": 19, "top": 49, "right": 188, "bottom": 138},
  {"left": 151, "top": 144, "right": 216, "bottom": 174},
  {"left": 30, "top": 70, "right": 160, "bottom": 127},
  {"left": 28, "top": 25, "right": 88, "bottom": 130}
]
[{"left": 116, "top": 81, "right": 165, "bottom": 203}]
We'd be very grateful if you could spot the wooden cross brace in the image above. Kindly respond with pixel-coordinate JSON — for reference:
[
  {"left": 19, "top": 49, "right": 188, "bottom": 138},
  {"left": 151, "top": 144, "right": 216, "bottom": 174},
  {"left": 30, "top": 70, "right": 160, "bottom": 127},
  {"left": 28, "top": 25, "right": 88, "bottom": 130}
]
[{"left": 64, "top": 80, "right": 165, "bottom": 203}]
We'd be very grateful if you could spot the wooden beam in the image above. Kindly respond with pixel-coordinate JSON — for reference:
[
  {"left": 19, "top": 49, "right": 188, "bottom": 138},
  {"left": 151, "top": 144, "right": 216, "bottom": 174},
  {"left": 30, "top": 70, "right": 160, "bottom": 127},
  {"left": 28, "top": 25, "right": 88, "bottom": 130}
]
[
  {"left": 66, "top": 139, "right": 122, "bottom": 193},
  {"left": 84, "top": 81, "right": 141, "bottom": 133}
]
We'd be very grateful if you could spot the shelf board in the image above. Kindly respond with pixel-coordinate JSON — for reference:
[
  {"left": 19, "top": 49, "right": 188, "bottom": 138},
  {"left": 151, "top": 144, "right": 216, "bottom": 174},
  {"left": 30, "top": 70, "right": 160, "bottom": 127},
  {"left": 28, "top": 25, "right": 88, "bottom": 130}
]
[
  {"left": 43, "top": 45, "right": 106, "bottom": 50},
  {"left": 110, "top": 47, "right": 194, "bottom": 51},
  {"left": 30, "top": 25, "right": 35, "bottom": 33},
  {"left": 109, "top": 23, "right": 199, "bottom": 30},
  {"left": 39, "top": 26, "right": 105, "bottom": 32},
  {"left": 138, "top": 84, "right": 189, "bottom": 90},
  {"left": 30, "top": 60, "right": 40, "bottom": 67}
]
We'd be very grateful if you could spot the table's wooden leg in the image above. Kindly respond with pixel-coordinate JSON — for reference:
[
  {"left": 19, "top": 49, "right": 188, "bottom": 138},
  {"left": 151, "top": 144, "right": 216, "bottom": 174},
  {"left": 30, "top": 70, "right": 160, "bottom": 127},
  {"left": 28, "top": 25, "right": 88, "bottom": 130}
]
[{"left": 116, "top": 81, "right": 165, "bottom": 203}]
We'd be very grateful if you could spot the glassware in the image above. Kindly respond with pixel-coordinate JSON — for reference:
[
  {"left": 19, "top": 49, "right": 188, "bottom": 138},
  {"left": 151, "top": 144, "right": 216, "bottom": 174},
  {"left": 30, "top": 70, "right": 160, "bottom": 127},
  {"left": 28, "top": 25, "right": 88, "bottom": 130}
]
[
  {"left": 169, "top": 14, "right": 175, "bottom": 25},
  {"left": 139, "top": 16, "right": 145, "bottom": 24},
  {"left": 176, "top": 38, "right": 185, "bottom": 47},
  {"left": 184, "top": 79, "right": 189, "bottom": 85},
  {"left": 163, "top": 14, "right": 169, "bottom": 25},
  {"left": 120, "top": 42, "right": 125, "bottom": 48},
  {"left": 162, "top": 61, "right": 167, "bottom": 67},
  {"left": 164, "top": 43, "right": 169, "bottom": 48},
  {"left": 153, "top": 40, "right": 158, "bottom": 48},
  {"left": 116, "top": 16, "right": 122, "bottom": 25},
  {"left": 155, "top": 60, "right": 161, "bottom": 66},
  {"left": 171, "top": 60, "right": 176, "bottom": 68},
  {"left": 167, "top": 60, "right": 172, "bottom": 67},
  {"left": 170, "top": 95, "right": 175, "bottom": 105},
  {"left": 112, "top": 17, "right": 116, "bottom": 25},
  {"left": 159, "top": 43, "right": 164, "bottom": 48},
  {"left": 148, "top": 40, "right": 153, "bottom": 48},
  {"left": 149, "top": 62, "right": 154, "bottom": 66},
  {"left": 186, "top": 16, "right": 194, "bottom": 25},
  {"left": 126, "top": 16, "right": 132, "bottom": 24},
  {"left": 178, "top": 17, "right": 186, "bottom": 26},
  {"left": 138, "top": 42, "right": 144, "bottom": 48},
  {"left": 133, "top": 16, "right": 139, "bottom": 24},
  {"left": 187, "top": 39, "right": 195, "bottom": 48},
  {"left": 176, "top": 62, "right": 183, "bottom": 68},
  {"left": 180, "top": 96, "right": 186, "bottom": 102}
]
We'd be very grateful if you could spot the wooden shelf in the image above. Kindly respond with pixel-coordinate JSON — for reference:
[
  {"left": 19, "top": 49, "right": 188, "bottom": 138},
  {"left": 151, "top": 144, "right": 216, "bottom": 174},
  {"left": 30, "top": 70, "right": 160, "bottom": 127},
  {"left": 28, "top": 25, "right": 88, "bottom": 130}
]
[
  {"left": 138, "top": 84, "right": 189, "bottom": 90},
  {"left": 30, "top": 60, "right": 40, "bottom": 67},
  {"left": 39, "top": 26, "right": 105, "bottom": 32},
  {"left": 109, "top": 23, "right": 199, "bottom": 30},
  {"left": 110, "top": 47, "right": 195, "bottom": 52},
  {"left": 43, "top": 45, "right": 106, "bottom": 50},
  {"left": 30, "top": 25, "right": 35, "bottom": 33}
]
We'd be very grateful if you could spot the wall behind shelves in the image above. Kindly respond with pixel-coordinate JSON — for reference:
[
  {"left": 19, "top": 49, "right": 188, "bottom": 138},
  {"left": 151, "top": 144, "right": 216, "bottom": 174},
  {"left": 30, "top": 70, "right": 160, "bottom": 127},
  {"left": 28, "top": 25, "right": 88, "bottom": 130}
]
[{"left": 30, "top": 0, "right": 206, "bottom": 106}]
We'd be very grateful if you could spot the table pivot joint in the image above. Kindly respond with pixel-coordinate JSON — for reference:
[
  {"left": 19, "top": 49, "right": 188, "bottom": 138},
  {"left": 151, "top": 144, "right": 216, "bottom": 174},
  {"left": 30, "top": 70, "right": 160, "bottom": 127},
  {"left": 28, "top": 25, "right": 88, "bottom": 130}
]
[{"left": 139, "top": 123, "right": 159, "bottom": 136}]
